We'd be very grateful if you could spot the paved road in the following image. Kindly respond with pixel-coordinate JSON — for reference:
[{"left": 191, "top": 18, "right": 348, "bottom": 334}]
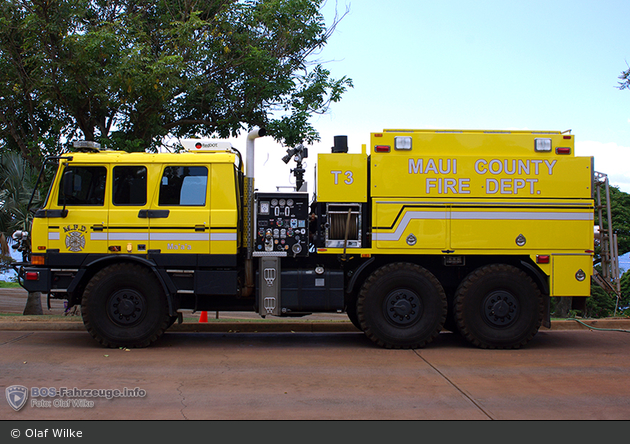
[{"left": 2, "top": 327, "right": 630, "bottom": 420}]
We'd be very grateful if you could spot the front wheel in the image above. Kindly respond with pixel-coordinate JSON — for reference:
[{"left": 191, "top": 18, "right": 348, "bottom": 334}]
[
  {"left": 357, "top": 263, "right": 447, "bottom": 349},
  {"left": 454, "top": 264, "right": 543, "bottom": 349},
  {"left": 81, "top": 263, "right": 170, "bottom": 348}
]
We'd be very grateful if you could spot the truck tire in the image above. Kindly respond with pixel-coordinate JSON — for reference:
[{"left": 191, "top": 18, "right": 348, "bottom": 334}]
[
  {"left": 454, "top": 264, "right": 543, "bottom": 349},
  {"left": 81, "top": 263, "right": 170, "bottom": 348},
  {"left": 357, "top": 263, "right": 447, "bottom": 349}
]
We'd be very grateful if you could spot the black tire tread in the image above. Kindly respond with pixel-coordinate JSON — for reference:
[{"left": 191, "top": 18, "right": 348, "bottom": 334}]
[
  {"left": 357, "top": 262, "right": 447, "bottom": 349},
  {"left": 454, "top": 264, "right": 543, "bottom": 349},
  {"left": 81, "top": 263, "right": 170, "bottom": 348}
]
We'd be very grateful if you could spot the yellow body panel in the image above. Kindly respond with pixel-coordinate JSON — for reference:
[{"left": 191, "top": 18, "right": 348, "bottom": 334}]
[
  {"left": 552, "top": 255, "right": 592, "bottom": 297},
  {"left": 371, "top": 130, "right": 591, "bottom": 199},
  {"left": 317, "top": 153, "right": 368, "bottom": 203},
  {"left": 373, "top": 201, "right": 448, "bottom": 249},
  {"left": 316, "top": 129, "right": 596, "bottom": 298},
  {"left": 209, "top": 163, "right": 239, "bottom": 254},
  {"left": 371, "top": 199, "right": 594, "bottom": 252}
]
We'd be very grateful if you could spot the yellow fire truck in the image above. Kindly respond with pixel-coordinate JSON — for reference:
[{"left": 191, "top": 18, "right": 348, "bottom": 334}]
[{"left": 16, "top": 128, "right": 595, "bottom": 349}]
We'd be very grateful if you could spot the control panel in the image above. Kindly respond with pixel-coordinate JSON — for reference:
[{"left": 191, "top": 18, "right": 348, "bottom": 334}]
[{"left": 254, "top": 193, "right": 309, "bottom": 257}]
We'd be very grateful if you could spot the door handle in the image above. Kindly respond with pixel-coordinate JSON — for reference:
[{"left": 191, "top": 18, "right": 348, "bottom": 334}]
[{"left": 138, "top": 210, "right": 170, "bottom": 219}]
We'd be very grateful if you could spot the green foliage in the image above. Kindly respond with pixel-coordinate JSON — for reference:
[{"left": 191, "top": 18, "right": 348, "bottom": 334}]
[
  {"left": 0, "top": 150, "right": 42, "bottom": 270},
  {"left": 0, "top": 0, "right": 352, "bottom": 161},
  {"left": 586, "top": 283, "right": 617, "bottom": 318},
  {"left": 0, "top": 0, "right": 71, "bottom": 168},
  {"left": 594, "top": 185, "right": 630, "bottom": 260},
  {"left": 0, "top": 280, "right": 19, "bottom": 287},
  {"left": 0, "top": 151, "right": 41, "bottom": 234}
]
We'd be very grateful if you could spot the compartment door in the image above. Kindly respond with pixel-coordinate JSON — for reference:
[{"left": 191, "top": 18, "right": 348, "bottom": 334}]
[
  {"left": 552, "top": 255, "right": 592, "bottom": 297},
  {"left": 372, "top": 201, "right": 448, "bottom": 250}
]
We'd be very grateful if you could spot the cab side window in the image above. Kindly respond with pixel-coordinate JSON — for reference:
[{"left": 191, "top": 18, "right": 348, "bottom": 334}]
[
  {"left": 159, "top": 166, "right": 208, "bottom": 206},
  {"left": 113, "top": 166, "right": 147, "bottom": 206},
  {"left": 58, "top": 166, "right": 107, "bottom": 206}
]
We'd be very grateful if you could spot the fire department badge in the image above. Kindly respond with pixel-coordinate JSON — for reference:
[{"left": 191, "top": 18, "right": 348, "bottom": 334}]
[
  {"left": 65, "top": 230, "right": 86, "bottom": 252},
  {"left": 6, "top": 385, "right": 28, "bottom": 411}
]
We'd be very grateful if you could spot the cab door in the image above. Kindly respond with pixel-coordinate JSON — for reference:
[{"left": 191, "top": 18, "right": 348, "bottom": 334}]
[
  {"left": 46, "top": 164, "right": 109, "bottom": 255},
  {"left": 147, "top": 164, "right": 211, "bottom": 254},
  {"left": 107, "top": 165, "right": 150, "bottom": 254}
]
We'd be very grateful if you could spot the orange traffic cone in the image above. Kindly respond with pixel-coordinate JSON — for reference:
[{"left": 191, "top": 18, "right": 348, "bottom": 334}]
[{"left": 199, "top": 311, "right": 208, "bottom": 323}]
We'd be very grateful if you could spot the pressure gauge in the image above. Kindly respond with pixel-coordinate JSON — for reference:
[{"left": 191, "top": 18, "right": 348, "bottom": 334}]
[
  {"left": 279, "top": 199, "right": 286, "bottom": 207},
  {"left": 287, "top": 199, "right": 294, "bottom": 207},
  {"left": 271, "top": 198, "right": 278, "bottom": 207}
]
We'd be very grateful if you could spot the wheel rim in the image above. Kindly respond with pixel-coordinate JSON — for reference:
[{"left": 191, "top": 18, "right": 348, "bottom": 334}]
[
  {"left": 107, "top": 289, "right": 146, "bottom": 326},
  {"left": 482, "top": 290, "right": 519, "bottom": 327},
  {"left": 383, "top": 289, "right": 423, "bottom": 326}
]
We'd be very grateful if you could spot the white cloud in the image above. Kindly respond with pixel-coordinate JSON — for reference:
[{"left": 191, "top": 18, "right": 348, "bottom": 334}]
[{"left": 575, "top": 141, "right": 630, "bottom": 193}]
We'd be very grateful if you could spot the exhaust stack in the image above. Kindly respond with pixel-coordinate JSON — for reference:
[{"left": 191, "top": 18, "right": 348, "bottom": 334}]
[
  {"left": 246, "top": 127, "right": 267, "bottom": 178},
  {"left": 243, "top": 127, "right": 266, "bottom": 297}
]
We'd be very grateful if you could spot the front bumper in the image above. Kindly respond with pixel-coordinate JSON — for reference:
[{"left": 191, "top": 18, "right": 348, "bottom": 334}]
[{"left": 14, "top": 265, "right": 52, "bottom": 293}]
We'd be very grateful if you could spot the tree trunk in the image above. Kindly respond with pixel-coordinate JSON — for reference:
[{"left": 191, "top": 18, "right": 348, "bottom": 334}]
[
  {"left": 23, "top": 291, "right": 43, "bottom": 315},
  {"left": 553, "top": 296, "right": 573, "bottom": 318}
]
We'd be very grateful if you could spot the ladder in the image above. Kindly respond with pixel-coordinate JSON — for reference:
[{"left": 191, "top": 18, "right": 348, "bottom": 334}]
[{"left": 592, "top": 172, "right": 622, "bottom": 314}]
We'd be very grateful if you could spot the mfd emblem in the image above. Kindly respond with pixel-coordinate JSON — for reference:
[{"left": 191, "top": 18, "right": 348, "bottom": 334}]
[{"left": 64, "top": 225, "right": 87, "bottom": 252}]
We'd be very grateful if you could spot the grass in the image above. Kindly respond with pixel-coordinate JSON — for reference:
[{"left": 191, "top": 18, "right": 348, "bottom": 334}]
[{"left": 0, "top": 281, "right": 20, "bottom": 288}]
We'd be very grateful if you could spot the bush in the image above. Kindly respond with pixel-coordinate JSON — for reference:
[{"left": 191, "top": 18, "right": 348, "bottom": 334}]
[{"left": 585, "top": 284, "right": 618, "bottom": 318}]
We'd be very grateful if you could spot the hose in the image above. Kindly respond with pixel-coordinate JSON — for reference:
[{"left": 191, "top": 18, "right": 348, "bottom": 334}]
[{"left": 566, "top": 317, "right": 630, "bottom": 333}]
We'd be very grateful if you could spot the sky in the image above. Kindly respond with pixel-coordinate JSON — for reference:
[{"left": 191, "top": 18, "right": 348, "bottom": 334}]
[{"left": 225, "top": 0, "right": 630, "bottom": 194}]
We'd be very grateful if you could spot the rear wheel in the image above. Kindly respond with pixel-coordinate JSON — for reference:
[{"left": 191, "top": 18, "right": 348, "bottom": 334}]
[
  {"left": 81, "top": 263, "right": 170, "bottom": 348},
  {"left": 357, "top": 263, "right": 447, "bottom": 349},
  {"left": 454, "top": 264, "right": 543, "bottom": 349}
]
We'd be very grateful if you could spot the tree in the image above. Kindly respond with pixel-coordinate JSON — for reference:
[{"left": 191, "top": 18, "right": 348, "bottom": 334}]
[
  {"left": 554, "top": 186, "right": 630, "bottom": 318},
  {"left": 593, "top": 185, "right": 630, "bottom": 266},
  {"left": 619, "top": 64, "right": 630, "bottom": 91},
  {"left": 0, "top": 1, "right": 71, "bottom": 169},
  {"left": 0, "top": 150, "right": 43, "bottom": 315},
  {"left": 0, "top": 0, "right": 352, "bottom": 162},
  {"left": 602, "top": 186, "right": 630, "bottom": 257},
  {"left": 587, "top": 186, "right": 630, "bottom": 317}
]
